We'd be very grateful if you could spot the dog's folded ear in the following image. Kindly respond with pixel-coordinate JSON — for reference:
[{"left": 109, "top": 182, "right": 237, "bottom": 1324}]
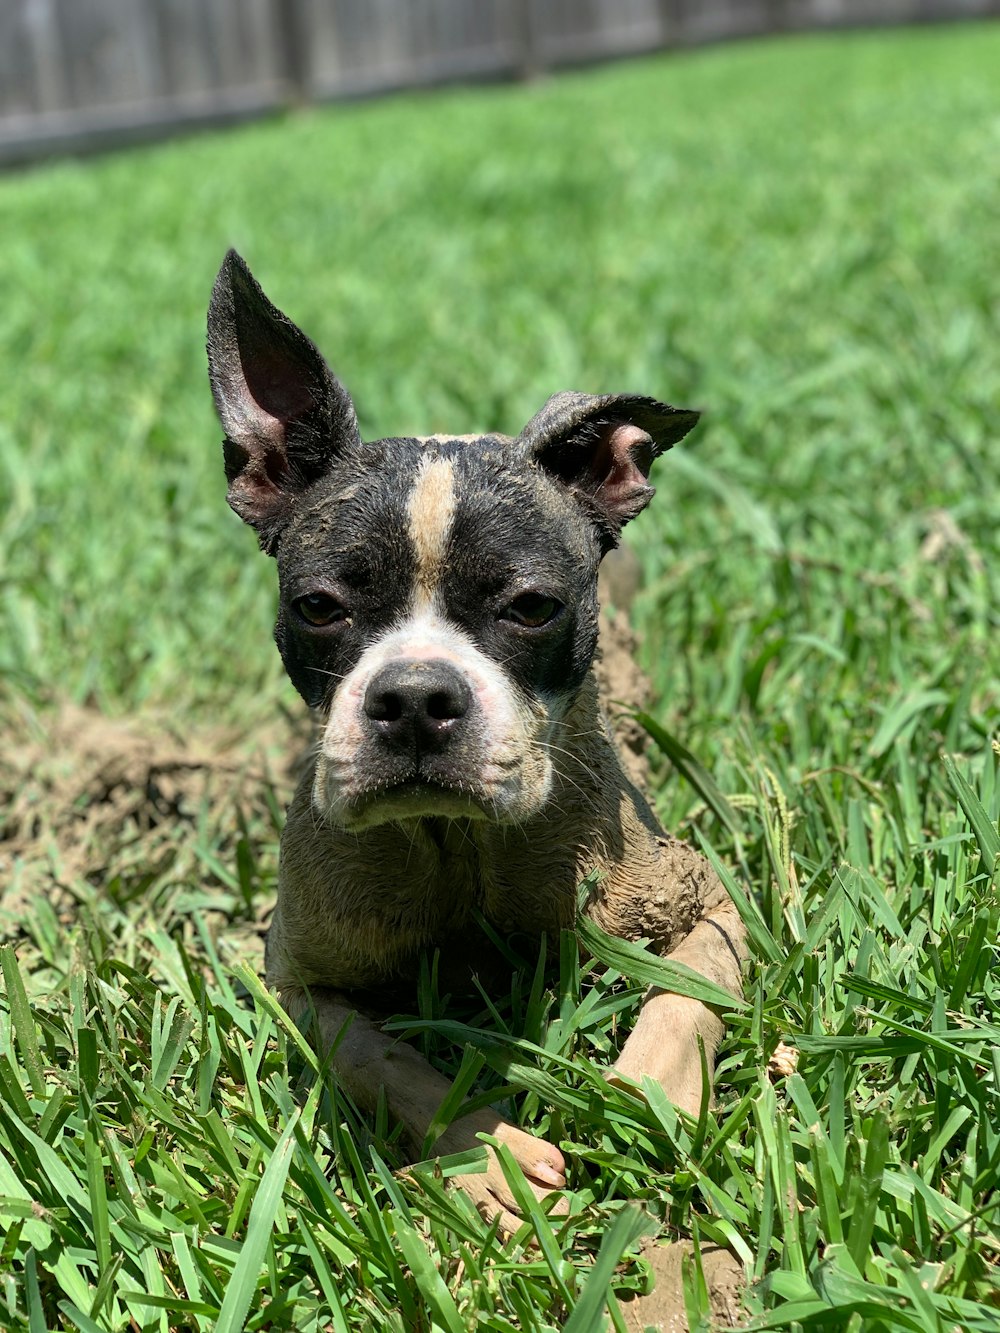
[
  {"left": 207, "top": 250, "right": 361, "bottom": 551},
  {"left": 518, "top": 392, "right": 699, "bottom": 549}
]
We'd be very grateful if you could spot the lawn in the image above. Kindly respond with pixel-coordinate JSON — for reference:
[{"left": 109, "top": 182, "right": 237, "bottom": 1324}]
[{"left": 1, "top": 20, "right": 999, "bottom": 1331}]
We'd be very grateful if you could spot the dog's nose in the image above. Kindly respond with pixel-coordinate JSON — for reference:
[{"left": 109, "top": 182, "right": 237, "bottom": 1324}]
[{"left": 364, "top": 660, "right": 472, "bottom": 754}]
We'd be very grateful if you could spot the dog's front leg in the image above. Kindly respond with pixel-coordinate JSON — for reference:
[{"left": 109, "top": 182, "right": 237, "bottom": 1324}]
[
  {"left": 609, "top": 899, "right": 745, "bottom": 1116},
  {"left": 596, "top": 840, "right": 747, "bottom": 1117},
  {"left": 282, "top": 986, "right": 565, "bottom": 1232}
]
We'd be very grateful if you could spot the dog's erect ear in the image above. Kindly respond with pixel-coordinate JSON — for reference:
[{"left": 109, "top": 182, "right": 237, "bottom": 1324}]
[
  {"left": 207, "top": 250, "right": 361, "bottom": 550},
  {"left": 518, "top": 391, "right": 699, "bottom": 548}
]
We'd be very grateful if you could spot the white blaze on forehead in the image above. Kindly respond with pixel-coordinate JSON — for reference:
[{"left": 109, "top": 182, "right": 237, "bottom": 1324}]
[{"left": 407, "top": 455, "right": 456, "bottom": 604}]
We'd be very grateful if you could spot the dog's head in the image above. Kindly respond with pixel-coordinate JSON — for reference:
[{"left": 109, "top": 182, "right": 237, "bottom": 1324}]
[{"left": 208, "top": 251, "right": 698, "bottom": 831}]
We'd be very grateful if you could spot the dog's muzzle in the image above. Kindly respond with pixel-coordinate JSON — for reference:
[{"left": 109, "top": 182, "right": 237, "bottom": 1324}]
[{"left": 313, "top": 621, "right": 557, "bottom": 829}]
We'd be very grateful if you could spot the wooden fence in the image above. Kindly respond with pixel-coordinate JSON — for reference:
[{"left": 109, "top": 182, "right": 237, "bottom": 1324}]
[{"left": 1, "top": 0, "right": 998, "bottom": 165}]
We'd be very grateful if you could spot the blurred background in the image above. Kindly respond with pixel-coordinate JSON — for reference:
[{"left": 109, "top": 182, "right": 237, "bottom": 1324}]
[{"left": 2, "top": 0, "right": 999, "bottom": 164}]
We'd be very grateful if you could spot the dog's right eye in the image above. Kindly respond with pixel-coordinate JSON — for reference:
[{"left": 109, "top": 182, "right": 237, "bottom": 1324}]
[
  {"left": 501, "top": 592, "right": 563, "bottom": 628},
  {"left": 295, "top": 594, "right": 348, "bottom": 627}
]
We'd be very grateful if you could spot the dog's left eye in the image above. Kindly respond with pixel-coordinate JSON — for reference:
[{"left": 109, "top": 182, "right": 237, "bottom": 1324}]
[
  {"left": 295, "top": 594, "right": 348, "bottom": 627},
  {"left": 502, "top": 593, "right": 563, "bottom": 628}
]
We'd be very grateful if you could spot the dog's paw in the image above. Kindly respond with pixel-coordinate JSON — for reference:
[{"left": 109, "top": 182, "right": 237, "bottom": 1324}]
[{"left": 438, "top": 1115, "right": 567, "bottom": 1236}]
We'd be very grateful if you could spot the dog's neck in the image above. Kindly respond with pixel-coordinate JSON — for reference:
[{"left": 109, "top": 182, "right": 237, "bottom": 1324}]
[{"left": 268, "top": 671, "right": 662, "bottom": 995}]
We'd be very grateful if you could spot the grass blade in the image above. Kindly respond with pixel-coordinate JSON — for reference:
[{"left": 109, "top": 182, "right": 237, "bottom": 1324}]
[
  {"left": 214, "top": 1112, "right": 299, "bottom": 1333},
  {"left": 0, "top": 946, "right": 46, "bottom": 1097},
  {"left": 578, "top": 915, "right": 747, "bottom": 1010},
  {"left": 394, "top": 1214, "right": 466, "bottom": 1333},
  {"left": 636, "top": 712, "right": 740, "bottom": 833},
  {"left": 944, "top": 756, "right": 1000, "bottom": 871},
  {"left": 563, "top": 1205, "right": 656, "bottom": 1333}
]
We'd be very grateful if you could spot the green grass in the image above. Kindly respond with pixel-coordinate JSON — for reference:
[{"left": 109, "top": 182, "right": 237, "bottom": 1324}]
[{"left": 1, "top": 21, "right": 999, "bottom": 1331}]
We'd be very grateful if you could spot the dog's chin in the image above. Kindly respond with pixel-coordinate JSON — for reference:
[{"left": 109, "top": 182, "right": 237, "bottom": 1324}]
[{"left": 313, "top": 752, "right": 555, "bottom": 832}]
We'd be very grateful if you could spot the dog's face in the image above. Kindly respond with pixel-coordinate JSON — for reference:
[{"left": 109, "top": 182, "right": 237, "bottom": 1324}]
[
  {"left": 207, "top": 251, "right": 698, "bottom": 831},
  {"left": 271, "top": 437, "right": 602, "bottom": 829}
]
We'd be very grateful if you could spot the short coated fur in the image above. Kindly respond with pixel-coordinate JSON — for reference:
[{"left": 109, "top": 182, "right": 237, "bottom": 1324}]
[{"left": 207, "top": 250, "right": 746, "bottom": 1234}]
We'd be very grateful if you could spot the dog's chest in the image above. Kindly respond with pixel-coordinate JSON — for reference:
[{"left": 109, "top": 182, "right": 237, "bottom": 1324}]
[{"left": 271, "top": 798, "right": 581, "bottom": 991}]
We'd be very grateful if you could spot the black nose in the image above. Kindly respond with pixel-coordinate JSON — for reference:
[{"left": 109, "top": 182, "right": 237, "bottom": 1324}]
[{"left": 364, "top": 659, "right": 472, "bottom": 755}]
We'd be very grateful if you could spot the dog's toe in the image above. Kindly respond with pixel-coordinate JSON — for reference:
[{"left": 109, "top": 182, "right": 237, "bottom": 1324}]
[
  {"left": 460, "top": 1161, "right": 569, "bottom": 1237},
  {"left": 491, "top": 1121, "right": 567, "bottom": 1192},
  {"left": 448, "top": 1120, "right": 568, "bottom": 1236}
]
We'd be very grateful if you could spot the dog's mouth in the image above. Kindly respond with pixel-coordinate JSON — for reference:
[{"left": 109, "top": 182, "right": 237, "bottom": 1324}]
[{"left": 337, "top": 776, "right": 496, "bottom": 830}]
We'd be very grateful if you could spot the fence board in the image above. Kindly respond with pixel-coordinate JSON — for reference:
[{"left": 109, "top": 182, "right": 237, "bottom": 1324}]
[
  {"left": 536, "top": 0, "right": 666, "bottom": 63},
  {"left": 20, "top": 0, "right": 66, "bottom": 114},
  {"left": 55, "top": 0, "right": 144, "bottom": 108},
  {"left": 0, "top": 5, "right": 37, "bottom": 117},
  {"left": 1, "top": 0, "right": 998, "bottom": 166}
]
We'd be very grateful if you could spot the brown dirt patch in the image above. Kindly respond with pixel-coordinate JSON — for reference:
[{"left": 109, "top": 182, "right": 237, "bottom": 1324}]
[
  {"left": 594, "top": 604, "right": 653, "bottom": 793},
  {"left": 0, "top": 699, "right": 306, "bottom": 941},
  {"left": 620, "top": 1239, "right": 746, "bottom": 1331}
]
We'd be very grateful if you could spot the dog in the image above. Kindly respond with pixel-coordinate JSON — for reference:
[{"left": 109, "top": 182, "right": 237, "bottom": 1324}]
[{"left": 207, "top": 250, "right": 746, "bottom": 1231}]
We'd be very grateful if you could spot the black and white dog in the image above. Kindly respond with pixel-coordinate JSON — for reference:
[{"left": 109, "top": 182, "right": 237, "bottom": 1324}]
[{"left": 207, "top": 251, "right": 745, "bottom": 1231}]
